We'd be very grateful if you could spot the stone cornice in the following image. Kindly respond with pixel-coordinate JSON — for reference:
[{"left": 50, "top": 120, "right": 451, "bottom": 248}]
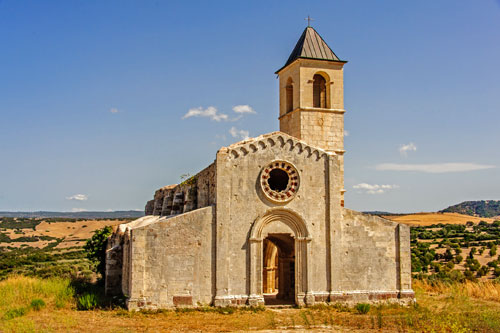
[{"left": 279, "top": 107, "right": 346, "bottom": 120}]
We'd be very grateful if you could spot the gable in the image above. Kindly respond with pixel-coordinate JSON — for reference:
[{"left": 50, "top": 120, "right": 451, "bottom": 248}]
[{"left": 222, "top": 131, "right": 334, "bottom": 161}]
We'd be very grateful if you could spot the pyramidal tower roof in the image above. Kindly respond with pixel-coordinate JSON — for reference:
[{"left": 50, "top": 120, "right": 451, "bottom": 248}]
[{"left": 277, "top": 26, "right": 346, "bottom": 73}]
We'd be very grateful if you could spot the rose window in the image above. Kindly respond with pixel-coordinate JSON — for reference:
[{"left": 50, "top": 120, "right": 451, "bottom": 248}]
[{"left": 260, "top": 161, "right": 299, "bottom": 203}]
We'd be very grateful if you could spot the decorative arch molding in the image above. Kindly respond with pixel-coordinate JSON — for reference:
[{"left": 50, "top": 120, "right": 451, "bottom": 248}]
[
  {"left": 249, "top": 208, "right": 310, "bottom": 241},
  {"left": 226, "top": 132, "right": 331, "bottom": 161},
  {"left": 248, "top": 208, "right": 313, "bottom": 306}
]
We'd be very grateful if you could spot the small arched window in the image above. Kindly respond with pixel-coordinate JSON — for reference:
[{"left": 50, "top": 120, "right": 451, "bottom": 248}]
[
  {"left": 313, "top": 74, "right": 327, "bottom": 108},
  {"left": 285, "top": 78, "right": 293, "bottom": 113}
]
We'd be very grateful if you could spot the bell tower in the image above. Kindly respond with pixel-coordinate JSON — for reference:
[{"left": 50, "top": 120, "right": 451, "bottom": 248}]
[{"left": 276, "top": 26, "right": 347, "bottom": 203}]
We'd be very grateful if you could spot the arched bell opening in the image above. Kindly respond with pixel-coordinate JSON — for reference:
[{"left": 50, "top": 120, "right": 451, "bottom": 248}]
[{"left": 312, "top": 73, "right": 330, "bottom": 108}]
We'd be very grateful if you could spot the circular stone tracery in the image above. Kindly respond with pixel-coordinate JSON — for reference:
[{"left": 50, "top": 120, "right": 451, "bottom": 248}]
[{"left": 260, "top": 161, "right": 300, "bottom": 203}]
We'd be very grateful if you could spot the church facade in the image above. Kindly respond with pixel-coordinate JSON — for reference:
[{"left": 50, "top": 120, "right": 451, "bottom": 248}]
[{"left": 105, "top": 27, "right": 414, "bottom": 310}]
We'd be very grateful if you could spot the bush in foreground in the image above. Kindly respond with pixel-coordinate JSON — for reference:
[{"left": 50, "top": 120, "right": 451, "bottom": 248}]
[
  {"left": 77, "top": 293, "right": 99, "bottom": 311},
  {"left": 355, "top": 303, "right": 370, "bottom": 314},
  {"left": 30, "top": 298, "right": 46, "bottom": 311}
]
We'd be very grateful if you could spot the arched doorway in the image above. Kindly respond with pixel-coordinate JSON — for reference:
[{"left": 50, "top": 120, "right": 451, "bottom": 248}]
[
  {"left": 262, "top": 234, "right": 295, "bottom": 305},
  {"left": 248, "top": 208, "right": 311, "bottom": 307}
]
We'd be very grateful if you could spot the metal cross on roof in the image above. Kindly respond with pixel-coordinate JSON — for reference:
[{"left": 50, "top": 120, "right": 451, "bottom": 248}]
[{"left": 305, "top": 15, "right": 314, "bottom": 27}]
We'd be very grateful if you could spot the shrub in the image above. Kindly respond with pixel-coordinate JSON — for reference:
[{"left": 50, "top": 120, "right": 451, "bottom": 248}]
[
  {"left": 477, "top": 265, "right": 490, "bottom": 278},
  {"left": 215, "top": 306, "right": 235, "bottom": 315},
  {"left": 3, "top": 307, "right": 28, "bottom": 320},
  {"left": 77, "top": 293, "right": 99, "bottom": 310},
  {"left": 464, "top": 270, "right": 477, "bottom": 282},
  {"left": 30, "top": 298, "right": 46, "bottom": 311},
  {"left": 355, "top": 303, "right": 370, "bottom": 314},
  {"left": 490, "top": 245, "right": 497, "bottom": 257},
  {"left": 488, "top": 260, "right": 498, "bottom": 268}
]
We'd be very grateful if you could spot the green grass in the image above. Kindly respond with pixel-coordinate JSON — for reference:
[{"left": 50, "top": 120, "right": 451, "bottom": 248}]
[{"left": 0, "top": 275, "right": 74, "bottom": 318}]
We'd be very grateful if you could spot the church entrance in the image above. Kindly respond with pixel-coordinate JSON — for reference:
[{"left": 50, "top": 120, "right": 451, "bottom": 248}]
[{"left": 262, "top": 234, "right": 295, "bottom": 305}]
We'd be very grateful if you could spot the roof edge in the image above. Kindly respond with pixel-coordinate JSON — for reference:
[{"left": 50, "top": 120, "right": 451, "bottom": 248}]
[{"left": 275, "top": 57, "right": 348, "bottom": 74}]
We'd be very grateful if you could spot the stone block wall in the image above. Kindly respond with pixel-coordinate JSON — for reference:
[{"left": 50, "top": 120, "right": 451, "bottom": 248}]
[
  {"left": 144, "top": 162, "right": 216, "bottom": 217},
  {"left": 105, "top": 232, "right": 123, "bottom": 295},
  {"left": 126, "top": 207, "right": 214, "bottom": 310},
  {"left": 331, "top": 209, "right": 414, "bottom": 304}
]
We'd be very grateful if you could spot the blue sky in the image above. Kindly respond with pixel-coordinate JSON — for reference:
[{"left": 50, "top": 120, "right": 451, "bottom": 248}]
[{"left": 0, "top": 0, "right": 499, "bottom": 213}]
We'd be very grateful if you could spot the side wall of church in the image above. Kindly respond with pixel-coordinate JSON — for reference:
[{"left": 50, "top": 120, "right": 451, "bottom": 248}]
[
  {"left": 330, "top": 209, "right": 413, "bottom": 303},
  {"left": 214, "top": 134, "right": 343, "bottom": 305},
  {"left": 126, "top": 207, "right": 215, "bottom": 310}
]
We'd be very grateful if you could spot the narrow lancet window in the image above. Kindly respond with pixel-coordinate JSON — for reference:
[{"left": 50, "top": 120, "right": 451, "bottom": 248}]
[{"left": 286, "top": 78, "right": 293, "bottom": 113}]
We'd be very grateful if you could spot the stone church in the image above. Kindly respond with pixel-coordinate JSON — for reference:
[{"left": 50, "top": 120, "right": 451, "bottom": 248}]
[{"left": 105, "top": 26, "right": 414, "bottom": 310}]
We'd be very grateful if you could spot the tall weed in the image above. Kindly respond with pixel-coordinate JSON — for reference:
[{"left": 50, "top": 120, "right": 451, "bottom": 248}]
[{"left": 0, "top": 275, "right": 74, "bottom": 316}]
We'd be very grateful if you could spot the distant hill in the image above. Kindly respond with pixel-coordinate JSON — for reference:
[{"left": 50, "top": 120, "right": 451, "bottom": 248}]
[
  {"left": 440, "top": 200, "right": 500, "bottom": 218},
  {"left": 0, "top": 210, "right": 144, "bottom": 219},
  {"left": 363, "top": 211, "right": 400, "bottom": 216}
]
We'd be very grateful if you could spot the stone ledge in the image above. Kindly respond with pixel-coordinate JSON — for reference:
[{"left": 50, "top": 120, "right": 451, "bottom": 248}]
[{"left": 279, "top": 107, "right": 346, "bottom": 119}]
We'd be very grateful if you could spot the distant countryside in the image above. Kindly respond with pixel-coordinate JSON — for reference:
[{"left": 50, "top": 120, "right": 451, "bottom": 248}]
[{"left": 1, "top": 201, "right": 500, "bottom": 331}]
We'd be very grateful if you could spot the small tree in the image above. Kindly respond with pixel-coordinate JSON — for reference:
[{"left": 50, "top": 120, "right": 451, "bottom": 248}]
[
  {"left": 443, "top": 248, "right": 454, "bottom": 261},
  {"left": 84, "top": 226, "right": 113, "bottom": 279},
  {"left": 477, "top": 265, "right": 489, "bottom": 278},
  {"left": 490, "top": 245, "right": 497, "bottom": 257},
  {"left": 464, "top": 269, "right": 477, "bottom": 282}
]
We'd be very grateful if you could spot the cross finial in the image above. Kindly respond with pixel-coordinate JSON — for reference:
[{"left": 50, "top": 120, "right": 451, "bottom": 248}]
[{"left": 305, "top": 15, "right": 314, "bottom": 27}]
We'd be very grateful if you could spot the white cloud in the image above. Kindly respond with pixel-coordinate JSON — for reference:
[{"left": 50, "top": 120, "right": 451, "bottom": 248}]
[
  {"left": 375, "top": 163, "right": 495, "bottom": 173},
  {"left": 232, "top": 105, "right": 256, "bottom": 114},
  {"left": 229, "top": 127, "right": 250, "bottom": 140},
  {"left": 182, "top": 106, "right": 228, "bottom": 122},
  {"left": 110, "top": 108, "right": 119, "bottom": 114},
  {"left": 66, "top": 194, "right": 88, "bottom": 201},
  {"left": 353, "top": 183, "right": 399, "bottom": 194},
  {"left": 399, "top": 142, "right": 416, "bottom": 156},
  {"left": 71, "top": 208, "right": 88, "bottom": 212},
  {"left": 344, "top": 130, "right": 349, "bottom": 137}
]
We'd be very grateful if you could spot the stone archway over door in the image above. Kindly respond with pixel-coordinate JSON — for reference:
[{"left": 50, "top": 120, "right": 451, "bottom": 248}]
[{"left": 248, "top": 208, "right": 312, "bottom": 306}]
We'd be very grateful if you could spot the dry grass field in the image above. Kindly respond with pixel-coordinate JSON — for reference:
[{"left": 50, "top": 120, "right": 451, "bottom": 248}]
[
  {"left": 1, "top": 219, "right": 125, "bottom": 249},
  {"left": 383, "top": 212, "right": 496, "bottom": 226},
  {"left": 1, "top": 276, "right": 500, "bottom": 332}
]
